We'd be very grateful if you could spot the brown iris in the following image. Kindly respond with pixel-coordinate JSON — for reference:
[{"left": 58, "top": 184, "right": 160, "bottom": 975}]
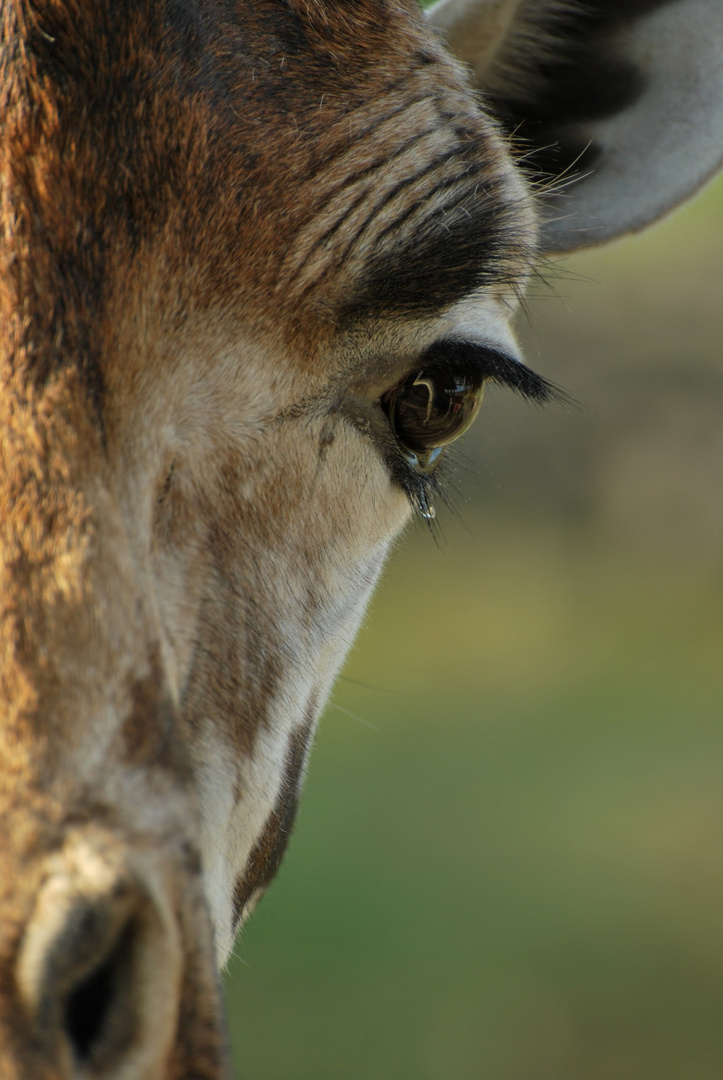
[{"left": 381, "top": 367, "right": 485, "bottom": 459}]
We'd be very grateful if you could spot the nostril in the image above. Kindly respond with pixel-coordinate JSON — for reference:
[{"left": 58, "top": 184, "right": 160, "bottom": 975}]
[
  {"left": 18, "top": 873, "right": 143, "bottom": 1073},
  {"left": 18, "top": 840, "right": 185, "bottom": 1077},
  {"left": 63, "top": 917, "right": 136, "bottom": 1064}
]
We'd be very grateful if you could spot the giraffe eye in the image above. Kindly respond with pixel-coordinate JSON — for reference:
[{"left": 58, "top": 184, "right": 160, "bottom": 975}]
[{"left": 380, "top": 367, "right": 485, "bottom": 457}]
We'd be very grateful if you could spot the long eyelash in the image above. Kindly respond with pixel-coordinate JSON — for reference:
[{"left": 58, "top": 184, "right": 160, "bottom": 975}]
[
  {"left": 421, "top": 339, "right": 575, "bottom": 407},
  {"left": 382, "top": 337, "right": 576, "bottom": 532},
  {"left": 389, "top": 449, "right": 456, "bottom": 541}
]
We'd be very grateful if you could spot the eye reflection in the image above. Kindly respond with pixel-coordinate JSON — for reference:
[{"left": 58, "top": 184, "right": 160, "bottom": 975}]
[{"left": 381, "top": 367, "right": 485, "bottom": 460}]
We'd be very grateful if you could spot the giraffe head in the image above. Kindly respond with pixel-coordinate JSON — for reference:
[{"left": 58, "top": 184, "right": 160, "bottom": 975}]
[{"left": 2, "top": 0, "right": 722, "bottom": 1076}]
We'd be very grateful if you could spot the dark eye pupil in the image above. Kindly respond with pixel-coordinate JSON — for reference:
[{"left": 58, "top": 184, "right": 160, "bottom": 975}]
[{"left": 382, "top": 368, "right": 484, "bottom": 456}]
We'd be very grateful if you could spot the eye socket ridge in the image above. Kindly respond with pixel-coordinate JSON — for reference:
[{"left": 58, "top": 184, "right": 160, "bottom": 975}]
[{"left": 379, "top": 339, "right": 560, "bottom": 464}]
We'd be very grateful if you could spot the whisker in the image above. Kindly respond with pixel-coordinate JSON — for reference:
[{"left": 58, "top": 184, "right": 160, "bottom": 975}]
[
  {"left": 327, "top": 699, "right": 381, "bottom": 731},
  {"left": 338, "top": 675, "right": 426, "bottom": 700}
]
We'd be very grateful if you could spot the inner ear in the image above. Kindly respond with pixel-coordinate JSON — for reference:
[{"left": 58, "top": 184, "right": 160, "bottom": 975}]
[
  {"left": 431, "top": 0, "right": 670, "bottom": 148},
  {"left": 428, "top": 0, "right": 723, "bottom": 252},
  {"left": 479, "top": 11, "right": 649, "bottom": 179}
]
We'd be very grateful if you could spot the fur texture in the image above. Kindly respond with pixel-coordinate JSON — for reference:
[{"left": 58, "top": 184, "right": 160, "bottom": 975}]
[{"left": 1, "top": 1, "right": 534, "bottom": 1075}]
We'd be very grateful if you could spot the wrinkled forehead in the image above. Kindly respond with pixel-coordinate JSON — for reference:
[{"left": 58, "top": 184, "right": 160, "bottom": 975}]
[
  {"left": 9, "top": 0, "right": 535, "bottom": 386},
  {"left": 199, "top": 0, "right": 537, "bottom": 332}
]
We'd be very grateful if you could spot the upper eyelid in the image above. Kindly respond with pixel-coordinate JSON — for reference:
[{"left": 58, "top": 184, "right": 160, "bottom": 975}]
[
  {"left": 419, "top": 339, "right": 565, "bottom": 405},
  {"left": 285, "top": 337, "right": 564, "bottom": 418}
]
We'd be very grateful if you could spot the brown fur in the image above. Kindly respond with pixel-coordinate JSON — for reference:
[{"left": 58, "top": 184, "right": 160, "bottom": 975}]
[{"left": 231, "top": 723, "right": 313, "bottom": 929}]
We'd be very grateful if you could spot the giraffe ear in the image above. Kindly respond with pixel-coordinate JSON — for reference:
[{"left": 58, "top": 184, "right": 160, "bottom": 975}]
[{"left": 426, "top": 0, "right": 723, "bottom": 252}]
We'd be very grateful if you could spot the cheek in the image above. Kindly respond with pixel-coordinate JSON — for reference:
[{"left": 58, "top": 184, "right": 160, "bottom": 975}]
[
  {"left": 149, "top": 419, "right": 410, "bottom": 695},
  {"left": 273, "top": 419, "right": 413, "bottom": 555},
  {"left": 268, "top": 426, "right": 410, "bottom": 638},
  {"left": 331, "top": 428, "right": 413, "bottom": 543},
  {"left": 145, "top": 423, "right": 410, "bottom": 956},
  {"left": 148, "top": 478, "right": 212, "bottom": 695}
]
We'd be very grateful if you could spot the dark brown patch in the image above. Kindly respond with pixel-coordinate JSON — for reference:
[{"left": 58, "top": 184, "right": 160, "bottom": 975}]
[
  {"left": 231, "top": 724, "right": 314, "bottom": 930},
  {"left": 0, "top": 0, "right": 196, "bottom": 410},
  {"left": 122, "top": 647, "right": 190, "bottom": 778},
  {"left": 183, "top": 584, "right": 287, "bottom": 762}
]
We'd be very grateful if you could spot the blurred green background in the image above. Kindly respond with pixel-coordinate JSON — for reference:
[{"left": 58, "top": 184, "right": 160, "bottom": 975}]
[{"left": 225, "top": 169, "right": 723, "bottom": 1079}]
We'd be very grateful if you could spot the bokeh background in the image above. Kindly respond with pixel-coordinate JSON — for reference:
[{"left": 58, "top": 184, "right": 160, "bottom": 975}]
[{"left": 224, "top": 167, "right": 723, "bottom": 1077}]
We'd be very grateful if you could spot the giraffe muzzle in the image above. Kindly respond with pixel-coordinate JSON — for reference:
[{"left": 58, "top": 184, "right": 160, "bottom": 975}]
[{"left": 14, "top": 833, "right": 184, "bottom": 1080}]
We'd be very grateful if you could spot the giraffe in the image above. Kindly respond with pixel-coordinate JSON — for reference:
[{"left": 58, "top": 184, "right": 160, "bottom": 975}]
[{"left": 2, "top": 0, "right": 722, "bottom": 1076}]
